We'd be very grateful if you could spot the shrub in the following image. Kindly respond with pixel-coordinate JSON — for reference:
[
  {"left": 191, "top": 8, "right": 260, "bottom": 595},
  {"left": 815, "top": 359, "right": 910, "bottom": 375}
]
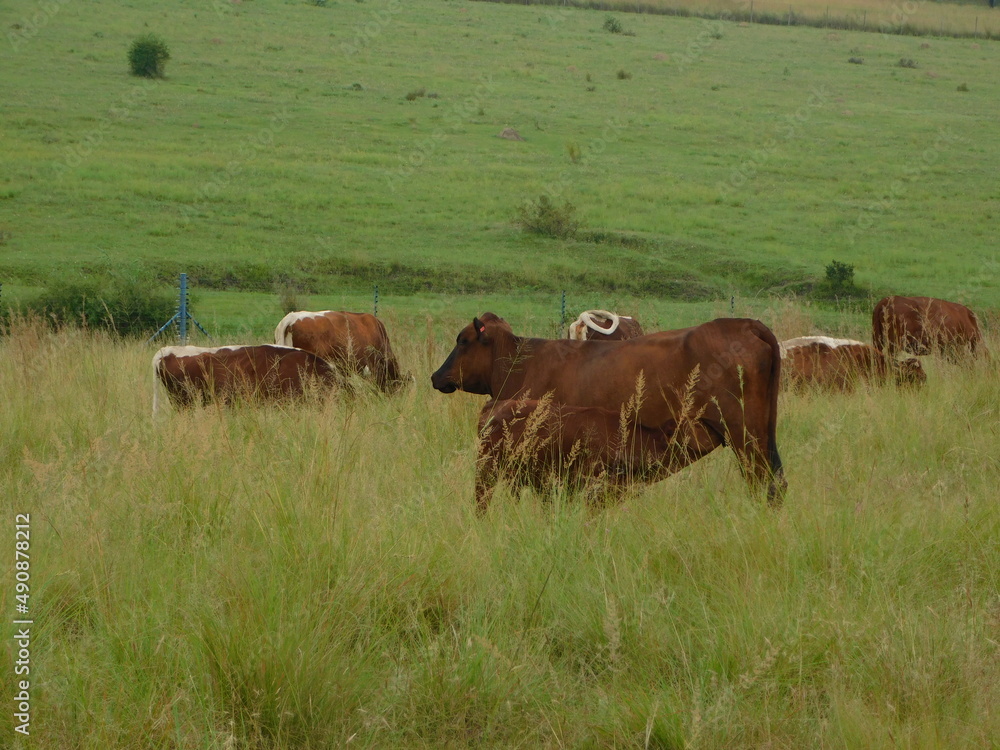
[
  {"left": 616, "top": 68, "right": 632, "bottom": 80},
  {"left": 405, "top": 87, "right": 426, "bottom": 101},
  {"left": 516, "top": 195, "right": 580, "bottom": 240},
  {"left": 603, "top": 16, "right": 623, "bottom": 34},
  {"left": 848, "top": 57, "right": 864, "bottom": 64},
  {"left": 127, "top": 34, "right": 170, "bottom": 78},
  {"left": 898, "top": 58, "right": 917, "bottom": 68},
  {"left": 825, "top": 260, "right": 856, "bottom": 289},
  {"left": 566, "top": 142, "right": 582, "bottom": 164},
  {"left": 957, "top": 82, "right": 969, "bottom": 92},
  {"left": 25, "top": 275, "right": 175, "bottom": 337}
]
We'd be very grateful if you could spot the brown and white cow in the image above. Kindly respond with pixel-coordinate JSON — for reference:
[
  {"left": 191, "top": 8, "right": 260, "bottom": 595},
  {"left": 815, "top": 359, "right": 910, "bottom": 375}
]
[
  {"left": 152, "top": 345, "right": 337, "bottom": 414},
  {"left": 873, "top": 296, "right": 984, "bottom": 360},
  {"left": 275, "top": 310, "right": 404, "bottom": 392},
  {"left": 475, "top": 397, "right": 718, "bottom": 513},
  {"left": 780, "top": 336, "right": 925, "bottom": 391},
  {"left": 432, "top": 314, "right": 786, "bottom": 504},
  {"left": 567, "top": 310, "right": 644, "bottom": 341}
]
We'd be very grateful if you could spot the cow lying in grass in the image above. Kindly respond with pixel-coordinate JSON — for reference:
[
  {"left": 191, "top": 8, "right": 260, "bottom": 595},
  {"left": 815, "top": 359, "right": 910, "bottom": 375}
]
[
  {"left": 780, "top": 337, "right": 925, "bottom": 391},
  {"left": 475, "top": 396, "right": 725, "bottom": 514}
]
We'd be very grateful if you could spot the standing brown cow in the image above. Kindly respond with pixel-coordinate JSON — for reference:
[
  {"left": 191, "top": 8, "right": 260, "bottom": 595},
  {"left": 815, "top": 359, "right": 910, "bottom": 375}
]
[
  {"left": 873, "top": 296, "right": 984, "bottom": 360},
  {"left": 781, "top": 337, "right": 925, "bottom": 391},
  {"left": 432, "top": 313, "right": 786, "bottom": 504},
  {"left": 475, "top": 398, "right": 718, "bottom": 513},
  {"left": 567, "top": 310, "right": 644, "bottom": 341},
  {"left": 275, "top": 310, "right": 404, "bottom": 392},
  {"left": 152, "top": 345, "right": 337, "bottom": 414}
]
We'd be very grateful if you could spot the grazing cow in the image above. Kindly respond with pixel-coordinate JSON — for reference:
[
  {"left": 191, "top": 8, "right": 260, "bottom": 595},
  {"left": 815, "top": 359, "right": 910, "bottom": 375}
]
[
  {"left": 780, "top": 337, "right": 925, "bottom": 391},
  {"left": 873, "top": 296, "right": 984, "bottom": 360},
  {"left": 432, "top": 313, "right": 786, "bottom": 504},
  {"left": 274, "top": 310, "right": 404, "bottom": 392},
  {"left": 567, "top": 310, "right": 644, "bottom": 341},
  {"left": 152, "top": 345, "right": 337, "bottom": 413},
  {"left": 475, "top": 398, "right": 716, "bottom": 513}
]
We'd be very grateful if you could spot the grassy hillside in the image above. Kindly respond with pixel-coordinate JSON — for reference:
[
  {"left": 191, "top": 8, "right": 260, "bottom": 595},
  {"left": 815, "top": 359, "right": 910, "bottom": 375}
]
[
  {"left": 1, "top": 319, "right": 997, "bottom": 747},
  {"left": 2, "top": 0, "right": 998, "bottom": 329}
]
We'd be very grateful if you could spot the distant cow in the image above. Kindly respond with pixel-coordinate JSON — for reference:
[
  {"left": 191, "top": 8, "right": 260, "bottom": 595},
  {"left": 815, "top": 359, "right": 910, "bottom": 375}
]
[
  {"left": 781, "top": 337, "right": 925, "bottom": 391},
  {"left": 475, "top": 398, "right": 716, "bottom": 513},
  {"left": 152, "top": 345, "right": 336, "bottom": 414},
  {"left": 567, "top": 310, "right": 644, "bottom": 341},
  {"left": 275, "top": 311, "right": 404, "bottom": 392},
  {"left": 432, "top": 313, "right": 786, "bottom": 504},
  {"left": 873, "top": 296, "right": 984, "bottom": 360}
]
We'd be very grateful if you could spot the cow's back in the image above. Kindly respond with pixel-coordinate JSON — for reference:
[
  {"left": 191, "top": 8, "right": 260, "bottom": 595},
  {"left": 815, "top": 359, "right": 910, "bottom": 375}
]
[{"left": 874, "top": 296, "right": 983, "bottom": 357}]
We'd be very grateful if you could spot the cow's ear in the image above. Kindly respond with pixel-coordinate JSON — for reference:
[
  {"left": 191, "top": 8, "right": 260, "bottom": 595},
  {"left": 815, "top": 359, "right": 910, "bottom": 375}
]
[{"left": 473, "top": 317, "right": 488, "bottom": 341}]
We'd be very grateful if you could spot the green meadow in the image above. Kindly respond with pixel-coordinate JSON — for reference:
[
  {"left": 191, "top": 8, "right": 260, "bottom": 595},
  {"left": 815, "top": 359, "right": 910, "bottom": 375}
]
[
  {"left": 2, "top": 0, "right": 998, "bottom": 334},
  {"left": 2, "top": 0, "right": 999, "bottom": 746}
]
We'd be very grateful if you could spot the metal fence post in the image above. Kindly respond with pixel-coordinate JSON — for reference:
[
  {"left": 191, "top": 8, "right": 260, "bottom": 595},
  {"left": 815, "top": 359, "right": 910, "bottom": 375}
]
[
  {"left": 560, "top": 290, "right": 567, "bottom": 332},
  {"left": 178, "top": 273, "right": 188, "bottom": 344},
  {"left": 374, "top": 284, "right": 379, "bottom": 317}
]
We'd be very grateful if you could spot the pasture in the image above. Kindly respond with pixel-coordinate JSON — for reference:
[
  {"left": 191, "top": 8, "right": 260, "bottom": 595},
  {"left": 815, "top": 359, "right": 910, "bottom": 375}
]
[
  {"left": 2, "top": 0, "right": 999, "bottom": 326},
  {"left": 2, "top": 0, "right": 999, "bottom": 746},
  {"left": 0, "top": 314, "right": 998, "bottom": 747}
]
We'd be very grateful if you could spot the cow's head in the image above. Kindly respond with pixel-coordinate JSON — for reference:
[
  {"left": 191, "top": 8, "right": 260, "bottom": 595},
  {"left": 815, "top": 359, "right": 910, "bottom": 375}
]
[
  {"left": 431, "top": 314, "right": 509, "bottom": 395},
  {"left": 893, "top": 357, "right": 927, "bottom": 387}
]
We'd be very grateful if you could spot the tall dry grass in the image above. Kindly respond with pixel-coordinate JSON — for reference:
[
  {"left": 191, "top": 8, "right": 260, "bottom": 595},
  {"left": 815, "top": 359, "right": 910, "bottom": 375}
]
[
  {"left": 1, "top": 314, "right": 997, "bottom": 747},
  {"left": 477, "top": 0, "right": 1000, "bottom": 38}
]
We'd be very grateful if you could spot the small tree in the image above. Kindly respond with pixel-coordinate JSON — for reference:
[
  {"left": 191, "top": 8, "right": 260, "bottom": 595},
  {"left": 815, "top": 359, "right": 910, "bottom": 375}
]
[
  {"left": 825, "top": 260, "right": 855, "bottom": 289},
  {"left": 516, "top": 195, "right": 580, "bottom": 240},
  {"left": 128, "top": 34, "right": 170, "bottom": 78}
]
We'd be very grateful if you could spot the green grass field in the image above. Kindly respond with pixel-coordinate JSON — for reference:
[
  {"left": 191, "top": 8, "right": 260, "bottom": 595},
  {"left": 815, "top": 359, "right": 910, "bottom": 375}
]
[
  {"left": 2, "top": 0, "right": 998, "bottom": 336},
  {"left": 0, "top": 318, "right": 997, "bottom": 747},
  {"left": 2, "top": 0, "right": 999, "bottom": 746}
]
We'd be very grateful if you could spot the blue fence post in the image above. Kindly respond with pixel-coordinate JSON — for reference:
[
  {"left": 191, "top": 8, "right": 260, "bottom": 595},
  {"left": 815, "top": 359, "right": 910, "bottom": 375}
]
[{"left": 178, "top": 273, "right": 188, "bottom": 344}]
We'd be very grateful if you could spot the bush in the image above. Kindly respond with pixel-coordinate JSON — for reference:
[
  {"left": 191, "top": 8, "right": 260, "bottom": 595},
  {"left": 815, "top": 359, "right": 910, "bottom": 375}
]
[
  {"left": 128, "top": 34, "right": 170, "bottom": 78},
  {"left": 404, "top": 87, "right": 426, "bottom": 101},
  {"left": 603, "top": 16, "right": 623, "bottom": 34},
  {"left": 566, "top": 142, "right": 582, "bottom": 164},
  {"left": 825, "top": 260, "right": 856, "bottom": 288},
  {"left": 616, "top": 68, "right": 632, "bottom": 80},
  {"left": 25, "top": 275, "right": 176, "bottom": 337},
  {"left": 516, "top": 195, "right": 580, "bottom": 240},
  {"left": 848, "top": 56, "right": 864, "bottom": 65},
  {"left": 898, "top": 58, "right": 917, "bottom": 68}
]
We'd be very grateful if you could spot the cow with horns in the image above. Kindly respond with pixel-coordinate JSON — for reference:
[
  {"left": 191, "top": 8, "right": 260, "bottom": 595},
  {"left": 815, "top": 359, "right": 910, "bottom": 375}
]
[{"left": 567, "top": 310, "right": 644, "bottom": 341}]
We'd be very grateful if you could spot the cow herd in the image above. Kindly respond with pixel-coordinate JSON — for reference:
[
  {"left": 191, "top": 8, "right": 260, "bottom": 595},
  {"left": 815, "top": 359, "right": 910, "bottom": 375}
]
[{"left": 151, "top": 295, "right": 986, "bottom": 512}]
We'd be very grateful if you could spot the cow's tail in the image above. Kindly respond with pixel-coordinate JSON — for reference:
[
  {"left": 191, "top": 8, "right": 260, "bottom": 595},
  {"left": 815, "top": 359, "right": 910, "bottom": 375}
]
[
  {"left": 274, "top": 313, "right": 295, "bottom": 347},
  {"left": 751, "top": 320, "right": 784, "bottom": 484}
]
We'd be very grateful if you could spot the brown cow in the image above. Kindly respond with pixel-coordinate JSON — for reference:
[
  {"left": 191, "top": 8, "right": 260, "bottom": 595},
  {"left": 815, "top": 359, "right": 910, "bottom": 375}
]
[
  {"left": 152, "top": 345, "right": 337, "bottom": 413},
  {"left": 873, "top": 296, "right": 984, "bottom": 360},
  {"left": 275, "top": 310, "right": 404, "bottom": 392},
  {"left": 567, "top": 310, "right": 644, "bottom": 341},
  {"left": 432, "top": 314, "right": 786, "bottom": 504},
  {"left": 475, "top": 398, "right": 717, "bottom": 513},
  {"left": 781, "top": 337, "right": 925, "bottom": 391}
]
